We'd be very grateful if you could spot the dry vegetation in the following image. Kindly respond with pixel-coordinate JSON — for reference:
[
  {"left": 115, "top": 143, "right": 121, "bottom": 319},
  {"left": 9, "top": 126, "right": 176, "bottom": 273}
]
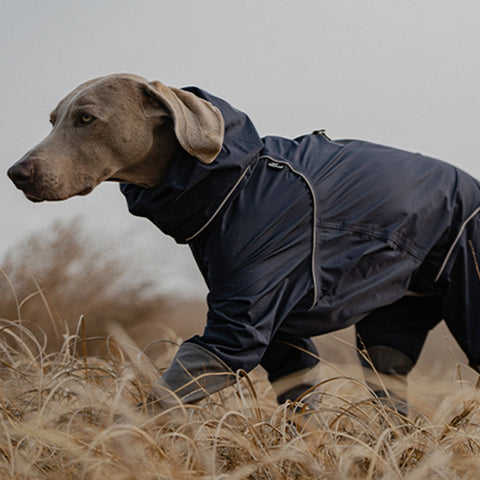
[{"left": 1, "top": 224, "right": 480, "bottom": 479}]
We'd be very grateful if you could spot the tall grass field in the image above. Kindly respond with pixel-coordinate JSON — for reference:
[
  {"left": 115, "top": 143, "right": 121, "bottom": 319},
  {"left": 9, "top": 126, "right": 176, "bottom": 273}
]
[{"left": 1, "top": 223, "right": 480, "bottom": 479}]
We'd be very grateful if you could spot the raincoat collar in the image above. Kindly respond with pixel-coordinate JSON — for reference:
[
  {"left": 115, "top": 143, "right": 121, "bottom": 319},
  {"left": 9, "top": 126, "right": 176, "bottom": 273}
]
[{"left": 120, "top": 87, "right": 264, "bottom": 243}]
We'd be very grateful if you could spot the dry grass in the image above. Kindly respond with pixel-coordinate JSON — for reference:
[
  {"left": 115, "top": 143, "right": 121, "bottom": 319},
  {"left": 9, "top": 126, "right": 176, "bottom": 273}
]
[
  {"left": 1, "top": 224, "right": 480, "bottom": 479},
  {"left": 0, "top": 220, "right": 205, "bottom": 354}
]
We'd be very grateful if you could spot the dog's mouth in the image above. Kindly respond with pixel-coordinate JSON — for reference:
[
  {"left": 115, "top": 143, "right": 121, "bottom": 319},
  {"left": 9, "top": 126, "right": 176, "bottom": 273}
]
[
  {"left": 24, "top": 191, "right": 45, "bottom": 203},
  {"left": 22, "top": 184, "right": 95, "bottom": 202}
]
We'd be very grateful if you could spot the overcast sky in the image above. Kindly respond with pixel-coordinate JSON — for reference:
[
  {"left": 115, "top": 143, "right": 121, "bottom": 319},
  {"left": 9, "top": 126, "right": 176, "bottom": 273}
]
[{"left": 1, "top": 0, "right": 480, "bottom": 296}]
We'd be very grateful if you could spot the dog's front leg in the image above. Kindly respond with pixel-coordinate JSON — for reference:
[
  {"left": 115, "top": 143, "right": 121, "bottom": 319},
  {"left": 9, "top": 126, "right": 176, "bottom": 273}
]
[{"left": 148, "top": 342, "right": 235, "bottom": 409}]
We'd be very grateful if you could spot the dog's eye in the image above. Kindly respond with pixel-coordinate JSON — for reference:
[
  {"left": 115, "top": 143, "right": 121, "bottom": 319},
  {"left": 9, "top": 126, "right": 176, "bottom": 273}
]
[{"left": 79, "top": 113, "right": 94, "bottom": 124}]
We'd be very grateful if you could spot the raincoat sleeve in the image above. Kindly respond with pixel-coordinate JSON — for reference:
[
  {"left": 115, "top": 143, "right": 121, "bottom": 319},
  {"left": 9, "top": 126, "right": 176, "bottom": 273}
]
[{"left": 151, "top": 231, "right": 315, "bottom": 407}]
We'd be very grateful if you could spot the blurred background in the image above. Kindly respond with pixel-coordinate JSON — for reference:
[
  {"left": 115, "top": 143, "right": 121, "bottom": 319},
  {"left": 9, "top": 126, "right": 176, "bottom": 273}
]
[{"left": 1, "top": 0, "right": 479, "bottom": 375}]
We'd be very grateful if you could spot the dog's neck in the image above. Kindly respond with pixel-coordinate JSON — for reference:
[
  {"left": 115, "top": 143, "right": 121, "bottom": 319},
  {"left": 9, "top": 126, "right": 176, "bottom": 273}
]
[{"left": 108, "top": 123, "right": 181, "bottom": 188}]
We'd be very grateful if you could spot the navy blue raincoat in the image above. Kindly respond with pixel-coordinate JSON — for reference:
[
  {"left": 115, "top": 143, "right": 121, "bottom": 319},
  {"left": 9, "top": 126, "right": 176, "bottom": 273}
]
[{"left": 121, "top": 87, "right": 480, "bottom": 383}]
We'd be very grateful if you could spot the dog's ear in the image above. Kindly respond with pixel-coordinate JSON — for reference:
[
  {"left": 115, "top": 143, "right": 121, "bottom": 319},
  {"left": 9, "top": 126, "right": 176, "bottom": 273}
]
[{"left": 141, "top": 81, "right": 224, "bottom": 164}]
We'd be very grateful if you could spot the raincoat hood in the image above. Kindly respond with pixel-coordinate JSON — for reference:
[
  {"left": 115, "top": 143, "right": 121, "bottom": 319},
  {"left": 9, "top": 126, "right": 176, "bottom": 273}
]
[{"left": 120, "top": 87, "right": 264, "bottom": 243}]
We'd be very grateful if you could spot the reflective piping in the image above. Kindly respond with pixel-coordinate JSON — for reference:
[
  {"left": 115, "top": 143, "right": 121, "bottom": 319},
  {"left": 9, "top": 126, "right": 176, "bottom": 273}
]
[
  {"left": 259, "top": 155, "right": 318, "bottom": 310},
  {"left": 434, "top": 205, "right": 480, "bottom": 283},
  {"left": 185, "top": 166, "right": 251, "bottom": 242}
]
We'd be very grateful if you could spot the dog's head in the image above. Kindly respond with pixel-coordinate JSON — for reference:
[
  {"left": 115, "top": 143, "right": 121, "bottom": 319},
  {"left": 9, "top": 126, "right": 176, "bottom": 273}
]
[{"left": 7, "top": 74, "right": 224, "bottom": 202}]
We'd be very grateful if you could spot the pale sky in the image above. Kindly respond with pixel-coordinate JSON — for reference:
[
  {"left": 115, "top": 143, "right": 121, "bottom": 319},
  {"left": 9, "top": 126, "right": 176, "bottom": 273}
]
[{"left": 1, "top": 0, "right": 480, "bottom": 296}]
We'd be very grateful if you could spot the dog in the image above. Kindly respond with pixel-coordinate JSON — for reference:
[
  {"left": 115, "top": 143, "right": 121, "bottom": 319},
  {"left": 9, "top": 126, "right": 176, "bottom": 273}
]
[{"left": 8, "top": 74, "right": 480, "bottom": 411}]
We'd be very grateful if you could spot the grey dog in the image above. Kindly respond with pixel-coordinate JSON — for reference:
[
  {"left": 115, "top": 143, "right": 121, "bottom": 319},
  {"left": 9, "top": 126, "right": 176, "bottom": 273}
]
[{"left": 9, "top": 74, "right": 480, "bottom": 411}]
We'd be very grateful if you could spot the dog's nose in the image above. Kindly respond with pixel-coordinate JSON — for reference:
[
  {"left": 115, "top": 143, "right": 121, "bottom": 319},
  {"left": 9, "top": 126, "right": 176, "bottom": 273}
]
[{"left": 7, "top": 159, "right": 34, "bottom": 187}]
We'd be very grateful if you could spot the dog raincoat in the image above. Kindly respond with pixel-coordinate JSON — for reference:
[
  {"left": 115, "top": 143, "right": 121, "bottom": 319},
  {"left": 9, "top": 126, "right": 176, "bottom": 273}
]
[{"left": 121, "top": 87, "right": 480, "bottom": 406}]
